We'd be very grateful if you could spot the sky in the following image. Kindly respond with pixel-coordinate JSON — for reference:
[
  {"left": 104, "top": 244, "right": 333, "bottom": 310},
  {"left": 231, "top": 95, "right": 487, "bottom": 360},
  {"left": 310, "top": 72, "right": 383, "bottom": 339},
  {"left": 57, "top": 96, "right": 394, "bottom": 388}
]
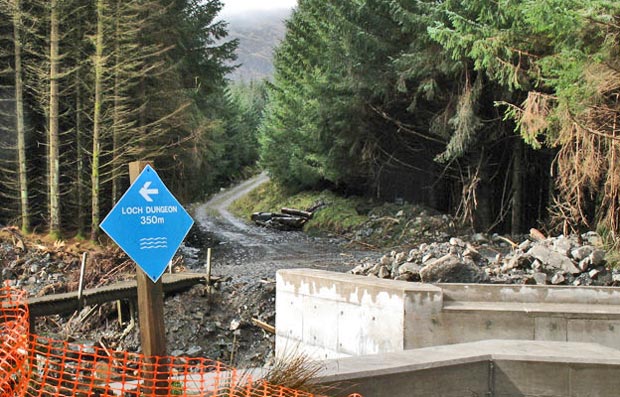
[{"left": 220, "top": 0, "right": 297, "bottom": 16}]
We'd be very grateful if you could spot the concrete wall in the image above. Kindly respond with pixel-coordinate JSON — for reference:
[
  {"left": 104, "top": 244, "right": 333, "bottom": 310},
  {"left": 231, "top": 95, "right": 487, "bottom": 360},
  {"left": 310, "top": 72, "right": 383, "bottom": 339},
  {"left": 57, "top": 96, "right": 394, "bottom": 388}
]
[
  {"left": 317, "top": 340, "right": 620, "bottom": 397},
  {"left": 275, "top": 269, "right": 442, "bottom": 359},
  {"left": 276, "top": 269, "right": 620, "bottom": 359}
]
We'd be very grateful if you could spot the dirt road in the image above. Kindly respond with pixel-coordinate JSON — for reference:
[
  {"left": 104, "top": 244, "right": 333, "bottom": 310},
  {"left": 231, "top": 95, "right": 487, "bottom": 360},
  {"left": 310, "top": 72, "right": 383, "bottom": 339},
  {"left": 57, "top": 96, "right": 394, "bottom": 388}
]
[{"left": 189, "top": 172, "right": 367, "bottom": 282}]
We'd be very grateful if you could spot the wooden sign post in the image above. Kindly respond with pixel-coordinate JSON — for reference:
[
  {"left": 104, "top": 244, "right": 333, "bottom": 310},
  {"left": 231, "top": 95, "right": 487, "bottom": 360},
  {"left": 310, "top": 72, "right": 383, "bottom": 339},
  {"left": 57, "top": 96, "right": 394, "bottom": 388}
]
[
  {"left": 128, "top": 161, "right": 168, "bottom": 395},
  {"left": 101, "top": 160, "right": 192, "bottom": 395}
]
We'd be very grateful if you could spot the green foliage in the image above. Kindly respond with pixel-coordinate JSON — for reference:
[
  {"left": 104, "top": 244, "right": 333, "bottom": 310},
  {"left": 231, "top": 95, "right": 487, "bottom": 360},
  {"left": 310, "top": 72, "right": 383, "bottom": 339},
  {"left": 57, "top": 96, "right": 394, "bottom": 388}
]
[
  {"left": 259, "top": 0, "right": 396, "bottom": 192},
  {"left": 429, "top": 0, "right": 620, "bottom": 238},
  {"left": 435, "top": 75, "right": 484, "bottom": 163},
  {"left": 229, "top": 180, "right": 368, "bottom": 236},
  {"left": 130, "top": 0, "right": 239, "bottom": 202},
  {"left": 221, "top": 80, "right": 267, "bottom": 180}
]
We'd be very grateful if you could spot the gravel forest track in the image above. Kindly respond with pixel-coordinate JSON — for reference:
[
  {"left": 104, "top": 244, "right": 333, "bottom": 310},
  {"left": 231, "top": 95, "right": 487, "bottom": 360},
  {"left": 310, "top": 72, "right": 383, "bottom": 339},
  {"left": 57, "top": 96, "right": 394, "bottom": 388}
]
[{"left": 189, "top": 172, "right": 372, "bottom": 282}]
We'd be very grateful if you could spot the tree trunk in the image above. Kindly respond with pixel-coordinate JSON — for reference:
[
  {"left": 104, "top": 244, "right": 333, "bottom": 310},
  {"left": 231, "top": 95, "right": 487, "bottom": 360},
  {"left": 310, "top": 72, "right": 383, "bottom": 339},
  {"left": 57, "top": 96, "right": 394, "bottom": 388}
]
[
  {"left": 91, "top": 0, "right": 104, "bottom": 241},
  {"left": 13, "top": 0, "right": 29, "bottom": 233},
  {"left": 474, "top": 154, "right": 492, "bottom": 232},
  {"left": 111, "top": 1, "right": 121, "bottom": 202},
  {"left": 75, "top": 67, "right": 85, "bottom": 238},
  {"left": 511, "top": 138, "right": 523, "bottom": 235},
  {"left": 48, "top": 0, "right": 60, "bottom": 239}
]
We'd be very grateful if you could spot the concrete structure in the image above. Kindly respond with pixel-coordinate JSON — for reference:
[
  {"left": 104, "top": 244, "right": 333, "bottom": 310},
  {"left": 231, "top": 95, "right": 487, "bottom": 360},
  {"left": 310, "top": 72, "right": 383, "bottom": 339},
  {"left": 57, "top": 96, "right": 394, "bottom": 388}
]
[
  {"left": 317, "top": 339, "right": 620, "bottom": 397},
  {"left": 276, "top": 269, "right": 620, "bottom": 359}
]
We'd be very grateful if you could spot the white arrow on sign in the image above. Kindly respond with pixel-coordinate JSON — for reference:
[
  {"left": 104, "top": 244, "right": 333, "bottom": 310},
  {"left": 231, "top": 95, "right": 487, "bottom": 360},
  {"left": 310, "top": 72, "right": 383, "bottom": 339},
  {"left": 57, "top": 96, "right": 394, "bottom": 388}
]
[{"left": 139, "top": 181, "right": 159, "bottom": 202}]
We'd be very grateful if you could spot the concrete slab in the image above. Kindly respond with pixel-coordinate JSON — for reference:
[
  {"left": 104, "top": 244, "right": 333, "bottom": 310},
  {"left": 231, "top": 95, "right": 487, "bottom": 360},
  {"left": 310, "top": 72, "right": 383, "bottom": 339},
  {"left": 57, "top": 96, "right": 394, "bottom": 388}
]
[
  {"left": 331, "top": 361, "right": 489, "bottom": 397},
  {"left": 276, "top": 269, "right": 442, "bottom": 358},
  {"left": 493, "top": 360, "right": 570, "bottom": 397},
  {"left": 443, "top": 300, "right": 620, "bottom": 316},
  {"left": 567, "top": 319, "right": 620, "bottom": 347},
  {"left": 318, "top": 340, "right": 620, "bottom": 397},
  {"left": 432, "top": 310, "right": 535, "bottom": 345},
  {"left": 440, "top": 283, "right": 620, "bottom": 305},
  {"left": 321, "top": 340, "right": 620, "bottom": 380},
  {"left": 569, "top": 364, "right": 620, "bottom": 397}
]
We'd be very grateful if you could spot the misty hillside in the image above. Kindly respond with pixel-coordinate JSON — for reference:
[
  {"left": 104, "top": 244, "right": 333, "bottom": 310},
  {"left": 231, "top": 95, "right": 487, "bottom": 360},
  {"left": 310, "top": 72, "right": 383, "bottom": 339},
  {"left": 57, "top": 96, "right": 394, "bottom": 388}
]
[{"left": 224, "top": 8, "right": 291, "bottom": 81}]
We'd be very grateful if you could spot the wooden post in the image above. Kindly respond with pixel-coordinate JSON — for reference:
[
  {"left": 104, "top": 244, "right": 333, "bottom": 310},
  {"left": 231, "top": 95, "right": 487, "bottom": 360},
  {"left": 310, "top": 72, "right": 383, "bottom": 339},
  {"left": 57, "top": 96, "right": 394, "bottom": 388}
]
[
  {"left": 129, "top": 161, "right": 168, "bottom": 395},
  {"left": 77, "top": 252, "right": 87, "bottom": 305}
]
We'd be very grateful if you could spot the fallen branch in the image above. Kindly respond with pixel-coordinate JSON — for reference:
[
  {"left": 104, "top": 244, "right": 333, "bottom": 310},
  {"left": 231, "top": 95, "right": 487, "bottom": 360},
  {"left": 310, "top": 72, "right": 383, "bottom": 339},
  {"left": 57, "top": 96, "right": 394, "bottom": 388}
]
[
  {"left": 251, "top": 318, "right": 275, "bottom": 334},
  {"left": 347, "top": 240, "right": 380, "bottom": 250},
  {"left": 1, "top": 226, "right": 26, "bottom": 251},
  {"left": 495, "top": 235, "right": 518, "bottom": 249}
]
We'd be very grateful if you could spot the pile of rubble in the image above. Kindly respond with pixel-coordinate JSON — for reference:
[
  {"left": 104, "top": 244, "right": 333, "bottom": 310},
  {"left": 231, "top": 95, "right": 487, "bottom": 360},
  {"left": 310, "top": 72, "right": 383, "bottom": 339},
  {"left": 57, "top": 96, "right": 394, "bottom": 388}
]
[
  {"left": 349, "top": 204, "right": 458, "bottom": 248},
  {"left": 0, "top": 227, "right": 136, "bottom": 297},
  {"left": 351, "top": 230, "right": 618, "bottom": 286}
]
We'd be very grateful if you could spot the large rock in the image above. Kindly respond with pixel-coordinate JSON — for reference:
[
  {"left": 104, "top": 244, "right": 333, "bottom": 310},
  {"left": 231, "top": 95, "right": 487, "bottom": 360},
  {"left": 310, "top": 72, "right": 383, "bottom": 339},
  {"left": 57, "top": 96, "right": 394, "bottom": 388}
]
[
  {"left": 552, "top": 237, "right": 575, "bottom": 256},
  {"left": 398, "top": 262, "right": 422, "bottom": 275},
  {"left": 420, "top": 254, "right": 488, "bottom": 283},
  {"left": 528, "top": 245, "right": 581, "bottom": 275},
  {"left": 533, "top": 272, "right": 548, "bottom": 285},
  {"left": 583, "top": 231, "right": 603, "bottom": 246},
  {"left": 378, "top": 266, "right": 391, "bottom": 279},
  {"left": 379, "top": 255, "right": 392, "bottom": 266},
  {"left": 551, "top": 272, "right": 566, "bottom": 285},
  {"left": 590, "top": 249, "right": 606, "bottom": 267},
  {"left": 501, "top": 254, "right": 533, "bottom": 272},
  {"left": 571, "top": 245, "right": 594, "bottom": 261}
]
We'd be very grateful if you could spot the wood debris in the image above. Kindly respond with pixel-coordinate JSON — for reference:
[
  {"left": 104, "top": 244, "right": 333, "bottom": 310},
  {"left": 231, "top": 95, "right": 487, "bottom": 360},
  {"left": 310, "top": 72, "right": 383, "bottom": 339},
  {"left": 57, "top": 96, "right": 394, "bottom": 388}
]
[
  {"left": 251, "top": 205, "right": 317, "bottom": 230},
  {"left": 251, "top": 318, "right": 275, "bottom": 334}
]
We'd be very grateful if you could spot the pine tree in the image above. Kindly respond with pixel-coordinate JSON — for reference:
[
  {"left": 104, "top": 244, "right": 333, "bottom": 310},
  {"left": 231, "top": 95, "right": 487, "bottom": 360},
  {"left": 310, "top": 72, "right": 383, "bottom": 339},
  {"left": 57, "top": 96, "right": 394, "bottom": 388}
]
[
  {"left": 47, "top": 0, "right": 61, "bottom": 239},
  {"left": 90, "top": 0, "right": 105, "bottom": 240},
  {"left": 0, "top": 0, "right": 31, "bottom": 232},
  {"left": 13, "top": 0, "right": 29, "bottom": 232}
]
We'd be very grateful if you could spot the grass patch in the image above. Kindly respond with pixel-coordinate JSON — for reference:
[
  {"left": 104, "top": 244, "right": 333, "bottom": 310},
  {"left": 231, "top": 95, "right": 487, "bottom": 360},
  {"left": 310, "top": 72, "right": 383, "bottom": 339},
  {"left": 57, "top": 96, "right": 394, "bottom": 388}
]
[
  {"left": 229, "top": 181, "right": 368, "bottom": 236},
  {"left": 229, "top": 179, "right": 458, "bottom": 249},
  {"left": 596, "top": 225, "right": 620, "bottom": 269}
]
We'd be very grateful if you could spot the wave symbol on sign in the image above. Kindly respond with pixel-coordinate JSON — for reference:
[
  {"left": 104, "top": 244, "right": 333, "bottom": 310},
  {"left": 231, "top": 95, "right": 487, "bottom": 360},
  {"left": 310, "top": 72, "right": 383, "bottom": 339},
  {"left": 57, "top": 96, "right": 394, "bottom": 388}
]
[{"left": 139, "top": 237, "right": 168, "bottom": 250}]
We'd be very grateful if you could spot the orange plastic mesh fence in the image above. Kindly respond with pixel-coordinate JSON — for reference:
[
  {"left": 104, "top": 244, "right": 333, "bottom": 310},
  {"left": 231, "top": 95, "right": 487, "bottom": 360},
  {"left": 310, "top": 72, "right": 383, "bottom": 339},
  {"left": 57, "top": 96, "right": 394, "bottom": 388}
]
[
  {"left": 0, "top": 288, "right": 29, "bottom": 397},
  {"left": 0, "top": 287, "right": 348, "bottom": 397}
]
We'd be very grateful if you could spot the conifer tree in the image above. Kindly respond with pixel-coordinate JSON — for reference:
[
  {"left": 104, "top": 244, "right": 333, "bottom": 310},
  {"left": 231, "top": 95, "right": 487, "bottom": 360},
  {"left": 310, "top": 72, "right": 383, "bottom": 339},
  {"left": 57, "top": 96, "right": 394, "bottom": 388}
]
[
  {"left": 40, "top": 0, "right": 62, "bottom": 239},
  {"left": 90, "top": 0, "right": 105, "bottom": 240},
  {"left": 0, "top": 0, "right": 31, "bottom": 232},
  {"left": 430, "top": 0, "right": 620, "bottom": 240}
]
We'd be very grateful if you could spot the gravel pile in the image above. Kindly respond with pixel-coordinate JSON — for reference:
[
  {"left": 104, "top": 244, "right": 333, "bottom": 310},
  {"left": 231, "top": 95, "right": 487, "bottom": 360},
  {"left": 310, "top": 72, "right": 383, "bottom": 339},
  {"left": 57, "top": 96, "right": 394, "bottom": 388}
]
[{"left": 352, "top": 231, "right": 618, "bottom": 286}]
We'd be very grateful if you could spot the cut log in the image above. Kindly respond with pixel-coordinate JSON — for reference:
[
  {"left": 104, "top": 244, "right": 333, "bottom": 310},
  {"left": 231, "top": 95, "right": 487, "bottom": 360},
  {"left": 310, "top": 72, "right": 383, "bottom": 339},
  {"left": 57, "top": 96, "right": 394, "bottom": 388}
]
[
  {"left": 281, "top": 207, "right": 313, "bottom": 219},
  {"left": 270, "top": 212, "right": 291, "bottom": 218},
  {"left": 251, "top": 212, "right": 273, "bottom": 222},
  {"left": 274, "top": 216, "right": 306, "bottom": 228},
  {"left": 252, "top": 211, "right": 307, "bottom": 230}
]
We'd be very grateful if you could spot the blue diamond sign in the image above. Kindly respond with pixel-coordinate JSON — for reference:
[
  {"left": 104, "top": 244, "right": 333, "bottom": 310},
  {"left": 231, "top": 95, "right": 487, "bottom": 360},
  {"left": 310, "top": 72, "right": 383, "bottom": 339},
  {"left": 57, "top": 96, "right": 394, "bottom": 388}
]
[{"left": 100, "top": 165, "right": 194, "bottom": 283}]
